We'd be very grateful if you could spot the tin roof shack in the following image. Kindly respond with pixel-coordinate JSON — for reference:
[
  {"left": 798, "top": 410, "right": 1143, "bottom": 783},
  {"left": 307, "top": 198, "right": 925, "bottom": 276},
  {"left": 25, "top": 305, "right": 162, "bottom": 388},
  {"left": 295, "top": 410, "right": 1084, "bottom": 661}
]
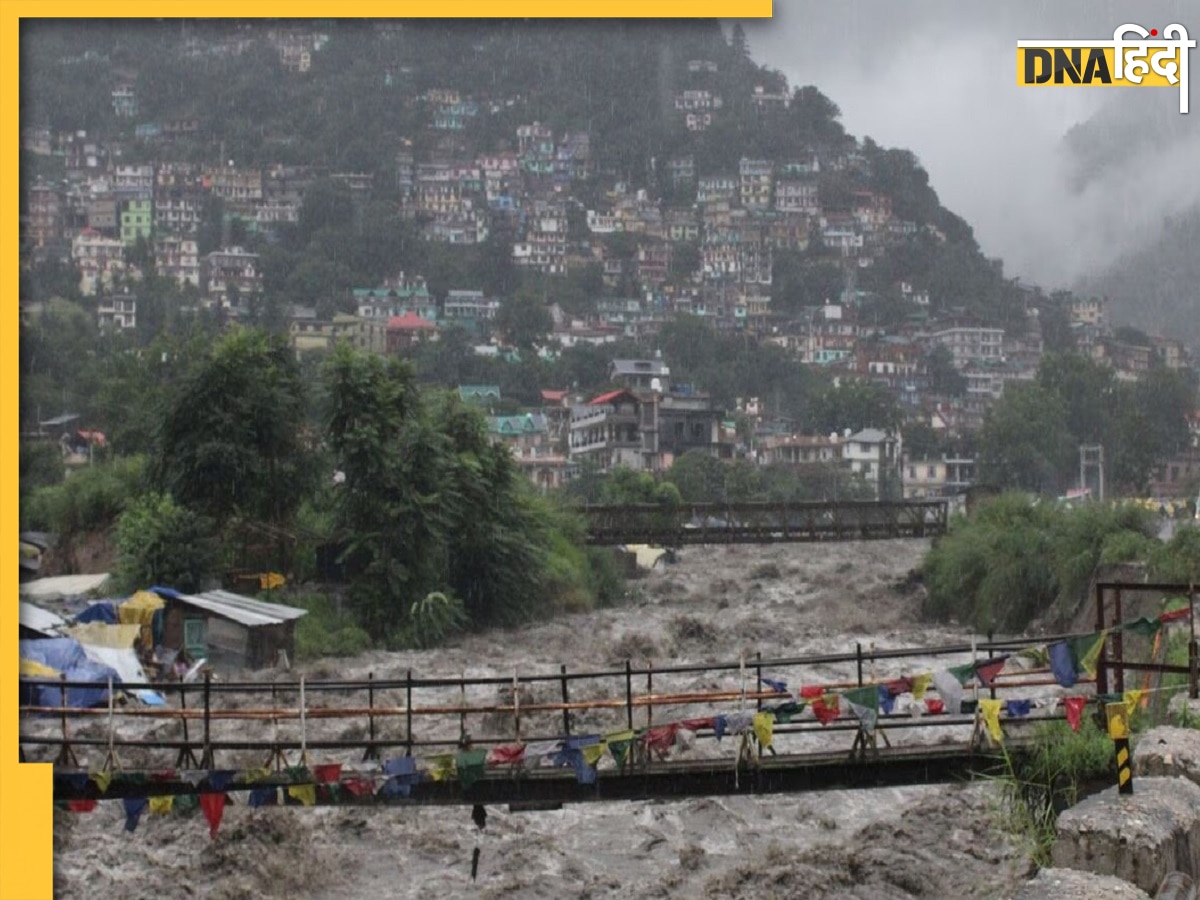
[{"left": 160, "top": 590, "right": 307, "bottom": 671}]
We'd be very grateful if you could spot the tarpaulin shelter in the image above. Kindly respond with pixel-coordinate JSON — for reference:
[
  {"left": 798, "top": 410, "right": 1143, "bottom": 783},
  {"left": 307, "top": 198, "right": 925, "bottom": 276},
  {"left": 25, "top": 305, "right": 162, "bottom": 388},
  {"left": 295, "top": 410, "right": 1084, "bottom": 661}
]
[
  {"left": 74, "top": 601, "right": 118, "bottom": 625},
  {"left": 19, "top": 601, "right": 66, "bottom": 639},
  {"left": 118, "top": 590, "right": 165, "bottom": 649},
  {"left": 19, "top": 638, "right": 119, "bottom": 709},
  {"left": 63, "top": 621, "right": 165, "bottom": 706}
]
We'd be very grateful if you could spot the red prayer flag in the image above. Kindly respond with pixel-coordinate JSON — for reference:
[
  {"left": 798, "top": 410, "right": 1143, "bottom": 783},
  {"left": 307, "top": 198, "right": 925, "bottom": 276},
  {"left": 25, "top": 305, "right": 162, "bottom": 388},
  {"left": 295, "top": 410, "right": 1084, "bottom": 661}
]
[
  {"left": 1064, "top": 696, "right": 1088, "bottom": 732},
  {"left": 486, "top": 744, "right": 526, "bottom": 766},
  {"left": 680, "top": 717, "right": 715, "bottom": 731},
  {"left": 800, "top": 685, "right": 825, "bottom": 700},
  {"left": 68, "top": 800, "right": 97, "bottom": 813},
  {"left": 640, "top": 724, "right": 680, "bottom": 753},
  {"left": 924, "top": 699, "right": 945, "bottom": 715},
  {"left": 313, "top": 763, "right": 342, "bottom": 784},
  {"left": 1159, "top": 607, "right": 1191, "bottom": 624},
  {"left": 200, "top": 793, "right": 227, "bottom": 839},
  {"left": 973, "top": 657, "right": 1008, "bottom": 688},
  {"left": 812, "top": 695, "right": 840, "bottom": 725},
  {"left": 885, "top": 678, "right": 913, "bottom": 696},
  {"left": 342, "top": 778, "right": 375, "bottom": 797}
]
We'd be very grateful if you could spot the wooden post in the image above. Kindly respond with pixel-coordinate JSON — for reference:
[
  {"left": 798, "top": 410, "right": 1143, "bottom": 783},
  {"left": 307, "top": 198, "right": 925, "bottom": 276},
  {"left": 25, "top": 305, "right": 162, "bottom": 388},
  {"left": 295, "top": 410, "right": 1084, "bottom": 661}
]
[
  {"left": 625, "top": 660, "right": 634, "bottom": 731},
  {"left": 987, "top": 630, "right": 996, "bottom": 701},
  {"left": 200, "top": 671, "right": 213, "bottom": 769},
  {"left": 1114, "top": 587, "right": 1125, "bottom": 695},
  {"left": 364, "top": 672, "right": 377, "bottom": 761},
  {"left": 1096, "top": 582, "right": 1109, "bottom": 696},
  {"left": 513, "top": 674, "right": 521, "bottom": 742},
  {"left": 1190, "top": 584, "right": 1198, "bottom": 701},
  {"left": 856, "top": 643, "right": 863, "bottom": 687},
  {"left": 176, "top": 684, "right": 197, "bottom": 769},
  {"left": 405, "top": 669, "right": 413, "bottom": 757},
  {"left": 299, "top": 675, "right": 307, "bottom": 767},
  {"left": 754, "top": 652, "right": 763, "bottom": 711},
  {"left": 646, "top": 661, "right": 653, "bottom": 730},
  {"left": 559, "top": 664, "right": 571, "bottom": 736}
]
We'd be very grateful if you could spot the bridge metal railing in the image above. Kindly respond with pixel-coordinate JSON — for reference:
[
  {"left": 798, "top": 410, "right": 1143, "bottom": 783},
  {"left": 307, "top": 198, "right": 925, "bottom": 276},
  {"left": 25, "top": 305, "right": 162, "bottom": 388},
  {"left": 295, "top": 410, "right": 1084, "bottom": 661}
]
[
  {"left": 581, "top": 499, "right": 949, "bottom": 545},
  {"left": 22, "top": 631, "right": 1118, "bottom": 777}
]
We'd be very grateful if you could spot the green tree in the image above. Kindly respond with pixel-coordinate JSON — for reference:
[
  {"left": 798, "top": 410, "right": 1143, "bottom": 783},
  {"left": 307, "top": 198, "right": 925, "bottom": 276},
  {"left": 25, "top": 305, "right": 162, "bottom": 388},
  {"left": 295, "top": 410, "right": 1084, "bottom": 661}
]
[
  {"left": 497, "top": 290, "right": 553, "bottom": 353},
  {"left": 978, "top": 383, "right": 1075, "bottom": 494},
  {"left": 153, "top": 329, "right": 311, "bottom": 525},
  {"left": 927, "top": 345, "right": 966, "bottom": 397},
  {"left": 115, "top": 492, "right": 219, "bottom": 593}
]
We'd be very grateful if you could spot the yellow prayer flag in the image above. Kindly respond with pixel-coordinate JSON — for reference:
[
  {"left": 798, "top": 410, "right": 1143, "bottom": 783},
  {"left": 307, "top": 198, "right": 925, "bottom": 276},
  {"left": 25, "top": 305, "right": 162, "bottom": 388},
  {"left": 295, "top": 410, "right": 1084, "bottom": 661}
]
[
  {"left": 1080, "top": 630, "right": 1109, "bottom": 678},
  {"left": 582, "top": 744, "right": 607, "bottom": 767},
  {"left": 978, "top": 699, "right": 1004, "bottom": 743},
  {"left": 427, "top": 754, "right": 456, "bottom": 782},
  {"left": 753, "top": 711, "right": 774, "bottom": 749},
  {"left": 910, "top": 673, "right": 932, "bottom": 701},
  {"left": 287, "top": 784, "right": 316, "bottom": 806},
  {"left": 1122, "top": 690, "right": 1145, "bottom": 718},
  {"left": 88, "top": 769, "right": 112, "bottom": 794},
  {"left": 149, "top": 796, "right": 174, "bottom": 815},
  {"left": 604, "top": 729, "right": 635, "bottom": 745}
]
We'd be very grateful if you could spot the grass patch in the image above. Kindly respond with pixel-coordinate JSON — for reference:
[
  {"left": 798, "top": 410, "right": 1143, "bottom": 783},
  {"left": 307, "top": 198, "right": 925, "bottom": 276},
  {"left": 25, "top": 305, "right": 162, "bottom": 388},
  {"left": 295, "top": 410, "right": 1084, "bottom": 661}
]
[
  {"left": 290, "top": 592, "right": 372, "bottom": 660},
  {"left": 992, "top": 718, "right": 1114, "bottom": 867}
]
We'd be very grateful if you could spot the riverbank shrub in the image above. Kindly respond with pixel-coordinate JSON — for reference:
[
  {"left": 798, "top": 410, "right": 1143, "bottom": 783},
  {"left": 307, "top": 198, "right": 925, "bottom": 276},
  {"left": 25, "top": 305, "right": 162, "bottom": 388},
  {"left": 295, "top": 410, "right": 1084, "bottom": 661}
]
[{"left": 922, "top": 494, "right": 1157, "bottom": 632}]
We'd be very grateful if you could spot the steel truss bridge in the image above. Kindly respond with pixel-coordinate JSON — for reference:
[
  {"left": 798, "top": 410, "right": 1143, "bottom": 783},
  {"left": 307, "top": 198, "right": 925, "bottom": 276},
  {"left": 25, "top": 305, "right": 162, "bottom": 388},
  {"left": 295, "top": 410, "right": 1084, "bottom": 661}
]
[{"left": 580, "top": 499, "right": 948, "bottom": 546}]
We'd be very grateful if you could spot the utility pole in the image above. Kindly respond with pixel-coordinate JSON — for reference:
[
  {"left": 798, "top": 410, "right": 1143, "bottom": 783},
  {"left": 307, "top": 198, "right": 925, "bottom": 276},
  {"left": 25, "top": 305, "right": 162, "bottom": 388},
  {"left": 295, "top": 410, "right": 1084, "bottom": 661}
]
[{"left": 1079, "top": 444, "right": 1104, "bottom": 502}]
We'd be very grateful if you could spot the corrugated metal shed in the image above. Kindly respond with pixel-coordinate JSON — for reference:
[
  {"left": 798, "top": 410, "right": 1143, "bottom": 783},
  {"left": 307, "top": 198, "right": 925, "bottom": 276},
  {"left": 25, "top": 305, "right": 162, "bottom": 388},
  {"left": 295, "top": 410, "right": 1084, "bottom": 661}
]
[
  {"left": 19, "top": 601, "right": 67, "bottom": 637},
  {"left": 174, "top": 590, "right": 307, "bottom": 628}
]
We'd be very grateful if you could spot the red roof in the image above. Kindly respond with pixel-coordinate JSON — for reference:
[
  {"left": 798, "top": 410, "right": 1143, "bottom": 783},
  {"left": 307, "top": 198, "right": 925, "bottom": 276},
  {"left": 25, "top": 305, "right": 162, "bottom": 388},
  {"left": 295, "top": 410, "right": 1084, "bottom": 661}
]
[
  {"left": 386, "top": 312, "right": 437, "bottom": 331},
  {"left": 541, "top": 389, "right": 567, "bottom": 402},
  {"left": 588, "top": 389, "right": 636, "bottom": 406}
]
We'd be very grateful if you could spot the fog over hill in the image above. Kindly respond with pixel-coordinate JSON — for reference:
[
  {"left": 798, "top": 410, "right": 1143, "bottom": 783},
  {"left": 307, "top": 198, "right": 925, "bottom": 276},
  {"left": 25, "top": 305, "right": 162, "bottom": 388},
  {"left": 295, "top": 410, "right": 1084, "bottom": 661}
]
[{"left": 740, "top": 0, "right": 1199, "bottom": 343}]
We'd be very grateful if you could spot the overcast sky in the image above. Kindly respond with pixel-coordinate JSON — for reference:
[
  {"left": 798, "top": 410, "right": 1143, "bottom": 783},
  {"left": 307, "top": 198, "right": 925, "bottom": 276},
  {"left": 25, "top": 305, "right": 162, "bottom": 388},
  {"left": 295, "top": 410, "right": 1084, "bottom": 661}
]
[{"left": 735, "top": 1, "right": 1199, "bottom": 291}]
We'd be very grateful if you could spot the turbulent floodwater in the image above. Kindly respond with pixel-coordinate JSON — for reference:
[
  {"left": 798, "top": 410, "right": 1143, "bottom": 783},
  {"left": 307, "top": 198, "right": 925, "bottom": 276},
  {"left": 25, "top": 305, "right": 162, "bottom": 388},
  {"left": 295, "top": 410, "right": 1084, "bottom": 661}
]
[{"left": 49, "top": 540, "right": 1039, "bottom": 899}]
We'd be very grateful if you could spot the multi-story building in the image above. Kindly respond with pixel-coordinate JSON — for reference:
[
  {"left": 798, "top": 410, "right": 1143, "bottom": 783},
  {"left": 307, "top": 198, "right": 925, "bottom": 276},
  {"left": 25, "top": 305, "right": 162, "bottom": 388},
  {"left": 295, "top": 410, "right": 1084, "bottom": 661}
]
[
  {"left": 929, "top": 326, "right": 1006, "bottom": 369},
  {"left": 114, "top": 164, "right": 155, "bottom": 199},
  {"left": 96, "top": 292, "right": 137, "bottom": 332},
  {"left": 208, "top": 166, "right": 263, "bottom": 203},
  {"left": 442, "top": 290, "right": 500, "bottom": 331},
  {"left": 775, "top": 180, "right": 819, "bottom": 215},
  {"left": 738, "top": 158, "right": 773, "bottom": 211},
  {"left": 120, "top": 199, "right": 153, "bottom": 246},
  {"left": 202, "top": 246, "right": 261, "bottom": 309},
  {"left": 354, "top": 273, "right": 437, "bottom": 322},
  {"left": 844, "top": 428, "right": 901, "bottom": 499},
  {"left": 154, "top": 196, "right": 200, "bottom": 235},
  {"left": 72, "top": 228, "right": 127, "bottom": 296},
  {"left": 155, "top": 236, "right": 200, "bottom": 288},
  {"left": 111, "top": 84, "right": 137, "bottom": 118},
  {"left": 26, "top": 180, "right": 63, "bottom": 250}
]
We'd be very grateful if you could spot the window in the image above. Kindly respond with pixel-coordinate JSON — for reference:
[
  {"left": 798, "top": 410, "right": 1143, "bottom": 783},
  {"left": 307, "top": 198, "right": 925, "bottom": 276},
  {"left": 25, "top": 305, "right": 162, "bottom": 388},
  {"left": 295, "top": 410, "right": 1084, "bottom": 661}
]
[{"left": 928, "top": 466, "right": 937, "bottom": 478}]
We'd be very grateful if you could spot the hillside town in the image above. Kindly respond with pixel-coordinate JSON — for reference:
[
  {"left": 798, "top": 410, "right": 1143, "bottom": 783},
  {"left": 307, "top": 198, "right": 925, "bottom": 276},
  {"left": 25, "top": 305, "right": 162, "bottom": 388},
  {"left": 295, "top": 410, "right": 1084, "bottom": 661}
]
[{"left": 19, "top": 22, "right": 1200, "bottom": 505}]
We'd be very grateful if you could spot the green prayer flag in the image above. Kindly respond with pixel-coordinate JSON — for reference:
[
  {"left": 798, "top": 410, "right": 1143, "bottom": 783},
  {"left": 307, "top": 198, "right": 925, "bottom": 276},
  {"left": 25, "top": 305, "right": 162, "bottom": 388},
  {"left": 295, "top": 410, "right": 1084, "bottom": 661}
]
[
  {"left": 286, "top": 766, "right": 312, "bottom": 784},
  {"left": 1122, "top": 617, "right": 1162, "bottom": 639},
  {"left": 1068, "top": 631, "right": 1107, "bottom": 677},
  {"left": 173, "top": 793, "right": 199, "bottom": 814},
  {"left": 607, "top": 738, "right": 635, "bottom": 767},
  {"left": 948, "top": 662, "right": 977, "bottom": 686},
  {"left": 456, "top": 750, "right": 487, "bottom": 790},
  {"left": 842, "top": 686, "right": 878, "bottom": 711}
]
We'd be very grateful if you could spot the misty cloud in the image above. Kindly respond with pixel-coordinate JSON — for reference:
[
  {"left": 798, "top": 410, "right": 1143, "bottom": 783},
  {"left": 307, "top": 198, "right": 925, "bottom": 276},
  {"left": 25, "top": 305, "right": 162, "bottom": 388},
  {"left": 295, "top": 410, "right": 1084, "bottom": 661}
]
[{"left": 738, "top": 1, "right": 1199, "bottom": 291}]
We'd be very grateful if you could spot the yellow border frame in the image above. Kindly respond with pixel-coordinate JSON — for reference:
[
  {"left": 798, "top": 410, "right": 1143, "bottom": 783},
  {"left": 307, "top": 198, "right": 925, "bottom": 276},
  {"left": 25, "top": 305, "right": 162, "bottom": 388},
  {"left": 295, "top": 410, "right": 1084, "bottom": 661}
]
[{"left": 3, "top": 3, "right": 770, "bottom": 897}]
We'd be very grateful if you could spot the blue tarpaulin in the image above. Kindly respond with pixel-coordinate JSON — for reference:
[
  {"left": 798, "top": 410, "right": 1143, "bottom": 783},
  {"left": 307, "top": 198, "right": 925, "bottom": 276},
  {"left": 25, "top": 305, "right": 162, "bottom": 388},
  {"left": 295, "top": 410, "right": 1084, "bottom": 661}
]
[
  {"left": 74, "top": 601, "right": 118, "bottom": 625},
  {"left": 19, "top": 638, "right": 120, "bottom": 709}
]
